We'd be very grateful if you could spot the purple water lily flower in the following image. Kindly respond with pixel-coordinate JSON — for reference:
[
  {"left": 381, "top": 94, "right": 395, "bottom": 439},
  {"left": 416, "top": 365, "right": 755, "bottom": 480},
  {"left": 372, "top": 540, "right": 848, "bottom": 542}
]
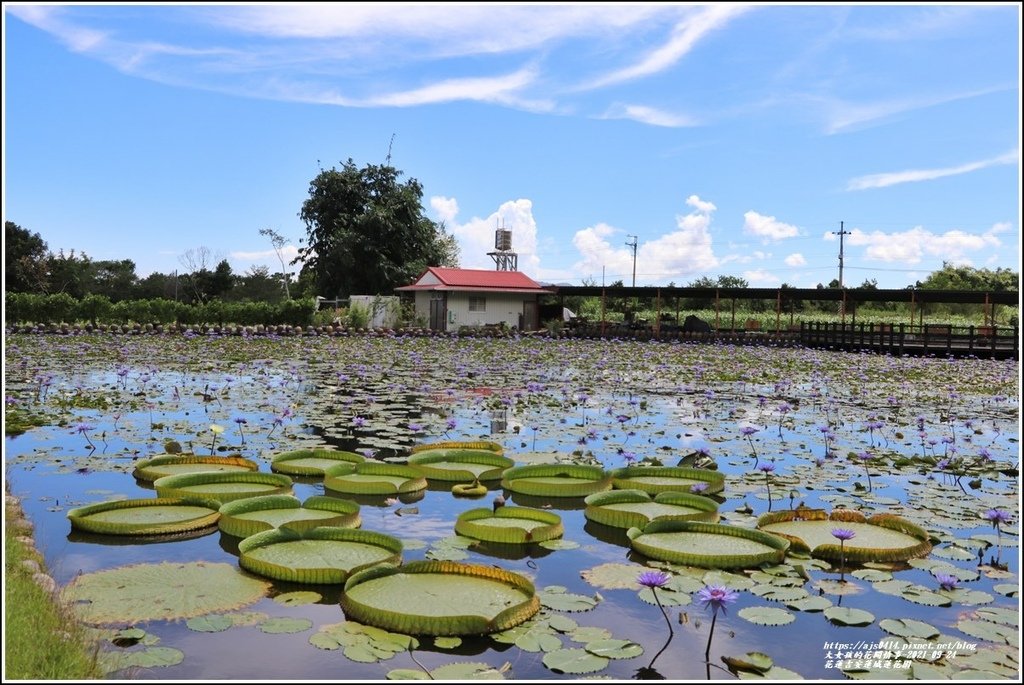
[
  {"left": 690, "top": 482, "right": 709, "bottom": 494},
  {"left": 831, "top": 528, "right": 856, "bottom": 541},
  {"left": 935, "top": 573, "right": 959, "bottom": 591},
  {"left": 697, "top": 585, "right": 738, "bottom": 616},
  {"left": 637, "top": 570, "right": 671, "bottom": 589}
]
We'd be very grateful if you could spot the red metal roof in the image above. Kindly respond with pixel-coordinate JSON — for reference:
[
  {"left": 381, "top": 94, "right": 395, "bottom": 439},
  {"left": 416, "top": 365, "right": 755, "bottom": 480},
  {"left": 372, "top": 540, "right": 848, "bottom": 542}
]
[{"left": 396, "top": 267, "right": 549, "bottom": 292}]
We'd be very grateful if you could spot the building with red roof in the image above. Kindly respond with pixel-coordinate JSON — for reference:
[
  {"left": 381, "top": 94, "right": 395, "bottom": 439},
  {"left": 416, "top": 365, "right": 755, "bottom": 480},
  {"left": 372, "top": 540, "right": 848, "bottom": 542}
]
[{"left": 396, "top": 267, "right": 552, "bottom": 332}]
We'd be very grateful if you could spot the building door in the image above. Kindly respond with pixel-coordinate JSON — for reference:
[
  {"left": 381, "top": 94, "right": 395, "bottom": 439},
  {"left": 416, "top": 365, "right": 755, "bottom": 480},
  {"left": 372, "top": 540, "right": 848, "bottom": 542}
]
[
  {"left": 522, "top": 299, "right": 538, "bottom": 331},
  {"left": 429, "top": 292, "right": 447, "bottom": 331}
]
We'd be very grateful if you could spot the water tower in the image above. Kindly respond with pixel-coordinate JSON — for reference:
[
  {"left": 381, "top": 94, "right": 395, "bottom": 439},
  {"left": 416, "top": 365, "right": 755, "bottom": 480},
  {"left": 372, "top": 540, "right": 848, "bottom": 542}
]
[{"left": 488, "top": 221, "right": 518, "bottom": 271}]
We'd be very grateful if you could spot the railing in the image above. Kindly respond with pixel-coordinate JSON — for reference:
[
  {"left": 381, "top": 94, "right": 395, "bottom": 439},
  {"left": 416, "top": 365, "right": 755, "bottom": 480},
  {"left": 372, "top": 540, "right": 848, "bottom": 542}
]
[{"left": 798, "top": 322, "right": 1019, "bottom": 359}]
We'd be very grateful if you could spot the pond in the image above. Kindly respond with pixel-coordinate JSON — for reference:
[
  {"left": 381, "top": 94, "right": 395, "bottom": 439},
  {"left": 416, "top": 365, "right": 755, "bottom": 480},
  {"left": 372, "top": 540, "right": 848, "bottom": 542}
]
[{"left": 3, "top": 333, "right": 1019, "bottom": 680}]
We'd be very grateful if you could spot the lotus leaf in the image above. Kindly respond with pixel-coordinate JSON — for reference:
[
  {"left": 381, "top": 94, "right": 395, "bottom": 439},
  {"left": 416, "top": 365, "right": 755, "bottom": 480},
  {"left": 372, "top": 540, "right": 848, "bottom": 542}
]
[
  {"left": 269, "top": 448, "right": 366, "bottom": 477},
  {"left": 546, "top": 615, "right": 578, "bottom": 633},
  {"left": 153, "top": 471, "right": 293, "bottom": 504},
  {"left": 608, "top": 465, "right": 725, "bottom": 495},
  {"left": 579, "top": 562, "right": 650, "bottom": 590},
  {"left": 542, "top": 647, "right": 610, "bottom": 675},
  {"left": 455, "top": 506, "right": 563, "bottom": 544},
  {"left": 408, "top": 449, "right": 514, "bottom": 482},
  {"left": 186, "top": 615, "right": 234, "bottom": 632},
  {"left": 341, "top": 561, "right": 540, "bottom": 636},
  {"left": 757, "top": 509, "right": 931, "bottom": 563},
  {"left": 584, "top": 638, "right": 643, "bottom": 659},
  {"left": 974, "top": 607, "right": 1018, "bottom": 626},
  {"left": 500, "top": 464, "right": 612, "bottom": 497},
  {"left": 824, "top": 606, "right": 874, "bottom": 626},
  {"left": 259, "top": 617, "right": 313, "bottom": 634},
  {"left": 273, "top": 590, "right": 322, "bottom": 606},
  {"left": 515, "top": 628, "right": 563, "bottom": 653},
  {"left": 627, "top": 520, "right": 790, "bottom": 569},
  {"left": 218, "top": 495, "right": 360, "bottom": 537},
  {"left": 956, "top": 620, "right": 1018, "bottom": 645},
  {"left": 238, "top": 527, "right": 402, "bottom": 584},
  {"left": 749, "top": 585, "right": 809, "bottom": 602},
  {"left": 132, "top": 454, "right": 257, "bottom": 481},
  {"left": 569, "top": 626, "right": 612, "bottom": 643},
  {"left": 433, "top": 636, "right": 462, "bottom": 649},
  {"left": 784, "top": 596, "right": 832, "bottom": 612},
  {"left": 99, "top": 646, "right": 185, "bottom": 674},
  {"left": 583, "top": 489, "right": 719, "bottom": 529},
  {"left": 737, "top": 606, "right": 795, "bottom": 626},
  {"left": 324, "top": 462, "right": 427, "bottom": 495},
  {"left": 62, "top": 561, "right": 269, "bottom": 625},
  {"left": 878, "top": 618, "right": 940, "bottom": 640},
  {"left": 993, "top": 584, "right": 1018, "bottom": 597},
  {"left": 67, "top": 497, "right": 220, "bottom": 536},
  {"left": 538, "top": 587, "right": 600, "bottom": 613}
]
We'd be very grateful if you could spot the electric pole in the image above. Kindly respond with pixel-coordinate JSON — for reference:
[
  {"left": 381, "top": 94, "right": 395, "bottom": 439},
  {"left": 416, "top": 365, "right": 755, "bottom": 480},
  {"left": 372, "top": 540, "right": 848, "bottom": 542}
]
[
  {"left": 832, "top": 221, "right": 849, "bottom": 289},
  {"left": 625, "top": 235, "right": 638, "bottom": 287}
]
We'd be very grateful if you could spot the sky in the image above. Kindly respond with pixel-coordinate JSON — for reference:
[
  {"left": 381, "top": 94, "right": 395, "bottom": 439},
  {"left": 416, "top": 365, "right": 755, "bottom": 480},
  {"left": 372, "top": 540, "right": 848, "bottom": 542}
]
[{"left": 3, "top": 2, "right": 1021, "bottom": 290}]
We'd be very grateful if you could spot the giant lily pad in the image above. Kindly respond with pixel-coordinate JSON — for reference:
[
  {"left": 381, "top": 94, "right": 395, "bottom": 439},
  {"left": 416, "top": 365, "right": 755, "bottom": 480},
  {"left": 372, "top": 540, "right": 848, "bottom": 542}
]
[
  {"left": 455, "top": 506, "right": 563, "bottom": 544},
  {"left": 341, "top": 560, "right": 540, "bottom": 636},
  {"left": 609, "top": 465, "right": 725, "bottom": 495},
  {"left": 583, "top": 489, "right": 719, "bottom": 529},
  {"left": 217, "top": 495, "right": 361, "bottom": 538},
  {"left": 324, "top": 462, "right": 427, "bottom": 496},
  {"left": 67, "top": 497, "right": 220, "bottom": 535},
  {"left": 238, "top": 527, "right": 402, "bottom": 584},
  {"left": 410, "top": 440, "right": 504, "bottom": 455},
  {"left": 500, "top": 464, "right": 611, "bottom": 498},
  {"left": 153, "top": 471, "right": 293, "bottom": 504},
  {"left": 627, "top": 520, "right": 790, "bottom": 568},
  {"left": 270, "top": 448, "right": 365, "bottom": 477},
  {"left": 62, "top": 561, "right": 269, "bottom": 625},
  {"left": 407, "top": 449, "right": 514, "bottom": 482},
  {"left": 131, "top": 454, "right": 258, "bottom": 482},
  {"left": 757, "top": 509, "right": 932, "bottom": 563}
]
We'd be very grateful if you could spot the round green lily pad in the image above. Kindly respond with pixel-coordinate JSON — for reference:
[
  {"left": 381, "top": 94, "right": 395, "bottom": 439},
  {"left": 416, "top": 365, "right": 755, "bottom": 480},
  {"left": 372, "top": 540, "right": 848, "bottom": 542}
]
[
  {"left": 270, "top": 448, "right": 365, "bottom": 477},
  {"left": 324, "top": 462, "right": 427, "bottom": 496},
  {"left": 131, "top": 454, "right": 258, "bottom": 482},
  {"left": 217, "top": 495, "right": 360, "bottom": 537},
  {"left": 501, "top": 464, "right": 611, "bottom": 498},
  {"left": 824, "top": 606, "right": 875, "bottom": 626},
  {"left": 341, "top": 560, "right": 540, "bottom": 636},
  {"left": 757, "top": 509, "right": 931, "bottom": 563},
  {"left": 238, "top": 527, "right": 403, "bottom": 584},
  {"left": 454, "top": 507, "right": 563, "bottom": 544},
  {"left": 627, "top": 520, "right": 790, "bottom": 569},
  {"left": 584, "top": 489, "right": 719, "bottom": 529},
  {"left": 67, "top": 497, "right": 220, "bottom": 535},
  {"left": 407, "top": 449, "right": 514, "bottom": 482},
  {"left": 62, "top": 561, "right": 269, "bottom": 625},
  {"left": 609, "top": 466, "right": 725, "bottom": 495},
  {"left": 153, "top": 471, "right": 293, "bottom": 504}
]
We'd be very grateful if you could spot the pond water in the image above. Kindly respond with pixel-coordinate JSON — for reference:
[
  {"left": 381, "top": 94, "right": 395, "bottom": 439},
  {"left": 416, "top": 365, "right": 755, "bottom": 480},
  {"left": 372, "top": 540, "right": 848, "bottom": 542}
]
[{"left": 3, "top": 333, "right": 1020, "bottom": 681}]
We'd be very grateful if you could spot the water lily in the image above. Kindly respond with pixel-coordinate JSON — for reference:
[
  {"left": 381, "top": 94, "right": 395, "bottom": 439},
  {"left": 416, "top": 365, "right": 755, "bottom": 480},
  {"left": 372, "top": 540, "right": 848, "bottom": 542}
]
[
  {"left": 233, "top": 416, "right": 248, "bottom": 443},
  {"left": 75, "top": 422, "right": 96, "bottom": 449},
  {"left": 209, "top": 423, "right": 224, "bottom": 454},
  {"left": 759, "top": 461, "right": 776, "bottom": 511},
  {"left": 831, "top": 528, "right": 856, "bottom": 582},
  {"left": 690, "top": 482, "right": 709, "bottom": 494},
  {"left": 984, "top": 509, "right": 1012, "bottom": 551},
  {"left": 696, "top": 585, "right": 738, "bottom": 661},
  {"left": 935, "top": 573, "right": 959, "bottom": 591},
  {"left": 637, "top": 570, "right": 673, "bottom": 671}
]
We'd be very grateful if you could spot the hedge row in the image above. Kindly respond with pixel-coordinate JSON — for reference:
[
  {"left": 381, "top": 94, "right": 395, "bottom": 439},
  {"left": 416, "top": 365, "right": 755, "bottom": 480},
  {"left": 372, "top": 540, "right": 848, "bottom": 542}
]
[{"left": 4, "top": 292, "right": 318, "bottom": 327}]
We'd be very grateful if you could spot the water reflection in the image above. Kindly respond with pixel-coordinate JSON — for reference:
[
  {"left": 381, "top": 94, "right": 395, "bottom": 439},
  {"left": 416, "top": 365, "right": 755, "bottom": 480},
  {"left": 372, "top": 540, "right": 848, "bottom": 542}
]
[
  {"left": 509, "top": 492, "right": 588, "bottom": 510},
  {"left": 68, "top": 525, "right": 218, "bottom": 547}
]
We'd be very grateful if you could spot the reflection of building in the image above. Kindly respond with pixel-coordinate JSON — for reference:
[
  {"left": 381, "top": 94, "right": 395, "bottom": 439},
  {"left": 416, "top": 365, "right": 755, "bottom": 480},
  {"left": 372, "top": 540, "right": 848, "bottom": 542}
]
[
  {"left": 489, "top": 408, "right": 508, "bottom": 434},
  {"left": 396, "top": 267, "right": 552, "bottom": 332}
]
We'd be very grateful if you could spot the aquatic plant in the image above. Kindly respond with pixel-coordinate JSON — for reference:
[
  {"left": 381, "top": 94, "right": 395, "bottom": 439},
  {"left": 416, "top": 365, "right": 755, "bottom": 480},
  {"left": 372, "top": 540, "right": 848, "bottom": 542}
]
[
  {"left": 637, "top": 570, "right": 673, "bottom": 671},
  {"left": 831, "top": 528, "right": 855, "bottom": 582},
  {"left": 696, "top": 584, "right": 738, "bottom": 661}
]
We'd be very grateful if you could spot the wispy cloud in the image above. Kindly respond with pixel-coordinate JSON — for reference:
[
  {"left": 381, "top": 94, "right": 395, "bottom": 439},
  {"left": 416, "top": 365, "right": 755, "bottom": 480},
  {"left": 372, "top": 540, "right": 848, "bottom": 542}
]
[
  {"left": 577, "top": 5, "right": 752, "bottom": 90},
  {"left": 823, "top": 86, "right": 1013, "bottom": 135},
  {"left": 846, "top": 150, "right": 1019, "bottom": 191},
  {"left": 599, "top": 103, "right": 698, "bottom": 128}
]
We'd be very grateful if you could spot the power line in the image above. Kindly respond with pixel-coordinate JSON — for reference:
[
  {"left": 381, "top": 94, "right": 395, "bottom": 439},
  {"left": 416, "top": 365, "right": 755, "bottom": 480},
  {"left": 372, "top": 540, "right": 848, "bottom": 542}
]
[{"left": 625, "top": 235, "right": 638, "bottom": 287}]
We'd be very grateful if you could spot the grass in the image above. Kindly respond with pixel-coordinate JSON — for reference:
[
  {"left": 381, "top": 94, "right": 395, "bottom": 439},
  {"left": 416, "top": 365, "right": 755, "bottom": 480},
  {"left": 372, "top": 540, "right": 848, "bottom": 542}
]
[{"left": 4, "top": 492, "right": 104, "bottom": 680}]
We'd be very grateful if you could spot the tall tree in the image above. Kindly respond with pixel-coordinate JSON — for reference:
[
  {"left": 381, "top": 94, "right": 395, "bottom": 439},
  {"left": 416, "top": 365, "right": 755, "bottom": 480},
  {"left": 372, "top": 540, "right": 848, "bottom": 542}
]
[
  {"left": 297, "top": 159, "right": 458, "bottom": 297},
  {"left": 258, "top": 227, "right": 292, "bottom": 299},
  {"left": 5, "top": 221, "right": 49, "bottom": 293},
  {"left": 90, "top": 259, "right": 138, "bottom": 301}
]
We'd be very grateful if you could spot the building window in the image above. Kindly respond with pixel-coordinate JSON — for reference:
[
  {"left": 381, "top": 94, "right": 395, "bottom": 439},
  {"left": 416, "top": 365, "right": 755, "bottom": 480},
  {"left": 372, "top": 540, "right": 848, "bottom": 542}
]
[{"left": 468, "top": 296, "right": 486, "bottom": 312}]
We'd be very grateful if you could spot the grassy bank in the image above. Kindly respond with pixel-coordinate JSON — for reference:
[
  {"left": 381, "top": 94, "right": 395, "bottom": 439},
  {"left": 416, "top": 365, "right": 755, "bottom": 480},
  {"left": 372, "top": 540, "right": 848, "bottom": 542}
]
[{"left": 4, "top": 491, "right": 103, "bottom": 680}]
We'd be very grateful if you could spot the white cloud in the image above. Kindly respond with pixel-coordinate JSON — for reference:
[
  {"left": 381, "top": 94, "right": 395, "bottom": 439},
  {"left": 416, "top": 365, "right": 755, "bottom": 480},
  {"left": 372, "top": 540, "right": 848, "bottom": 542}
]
[
  {"left": 431, "top": 198, "right": 542, "bottom": 277},
  {"left": 230, "top": 245, "right": 301, "bottom": 263},
  {"left": 846, "top": 150, "right": 1019, "bottom": 190},
  {"left": 743, "top": 211, "right": 800, "bottom": 240},
  {"left": 369, "top": 67, "right": 539, "bottom": 108},
  {"left": 571, "top": 197, "right": 719, "bottom": 284},
  {"left": 580, "top": 5, "right": 752, "bottom": 90},
  {"left": 823, "top": 86, "right": 1012, "bottom": 135},
  {"left": 600, "top": 103, "right": 698, "bottom": 128},
  {"left": 838, "top": 225, "right": 1005, "bottom": 264},
  {"left": 784, "top": 253, "right": 807, "bottom": 267},
  {"left": 743, "top": 269, "right": 780, "bottom": 285}
]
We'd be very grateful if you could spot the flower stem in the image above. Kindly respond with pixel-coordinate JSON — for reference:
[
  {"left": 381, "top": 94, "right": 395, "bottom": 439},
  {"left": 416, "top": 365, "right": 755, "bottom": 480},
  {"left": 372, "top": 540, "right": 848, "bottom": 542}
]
[
  {"left": 704, "top": 610, "right": 718, "bottom": 662},
  {"left": 646, "top": 588, "right": 674, "bottom": 669}
]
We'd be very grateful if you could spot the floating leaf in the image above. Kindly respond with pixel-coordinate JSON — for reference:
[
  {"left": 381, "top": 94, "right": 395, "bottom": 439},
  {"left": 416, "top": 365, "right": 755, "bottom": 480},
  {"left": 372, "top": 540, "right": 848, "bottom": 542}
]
[
  {"left": 722, "top": 651, "right": 773, "bottom": 674},
  {"left": 546, "top": 615, "right": 578, "bottom": 633},
  {"left": 784, "top": 596, "right": 832, "bottom": 612},
  {"left": 974, "top": 607, "right": 1018, "bottom": 626},
  {"left": 514, "top": 629, "right": 562, "bottom": 653},
  {"left": 430, "top": 661, "right": 508, "bottom": 680},
  {"left": 749, "top": 585, "right": 808, "bottom": 602},
  {"left": 956, "top": 619, "right": 1018, "bottom": 644},
  {"left": 736, "top": 665, "right": 803, "bottom": 679},
  {"left": 851, "top": 569, "right": 892, "bottom": 582},
  {"left": 579, "top": 562, "right": 648, "bottom": 590},
  {"left": 584, "top": 639, "right": 644, "bottom": 660},
  {"left": 569, "top": 626, "right": 612, "bottom": 643},
  {"left": 110, "top": 627, "right": 148, "bottom": 647},
  {"left": 539, "top": 539, "right": 580, "bottom": 550},
  {"left": 274, "top": 591, "right": 322, "bottom": 606},
  {"left": 62, "top": 561, "right": 269, "bottom": 625},
  {"left": 738, "top": 607, "right": 795, "bottom": 626},
  {"left": 99, "top": 646, "right": 185, "bottom": 674},
  {"left": 433, "top": 636, "right": 462, "bottom": 649},
  {"left": 879, "top": 618, "right": 939, "bottom": 639},
  {"left": 539, "top": 589, "right": 600, "bottom": 613},
  {"left": 824, "top": 606, "right": 874, "bottom": 627},
  {"left": 259, "top": 617, "right": 313, "bottom": 634},
  {"left": 542, "top": 647, "right": 610, "bottom": 675},
  {"left": 992, "top": 584, "right": 1018, "bottom": 597},
  {"left": 186, "top": 615, "right": 234, "bottom": 632},
  {"left": 941, "top": 588, "right": 994, "bottom": 606}
]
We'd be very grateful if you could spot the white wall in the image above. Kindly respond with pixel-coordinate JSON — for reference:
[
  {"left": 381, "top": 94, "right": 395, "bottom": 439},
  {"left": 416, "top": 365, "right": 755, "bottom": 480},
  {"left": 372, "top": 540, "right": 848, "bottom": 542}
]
[
  {"left": 349, "top": 295, "right": 400, "bottom": 328},
  {"left": 444, "top": 292, "right": 532, "bottom": 331}
]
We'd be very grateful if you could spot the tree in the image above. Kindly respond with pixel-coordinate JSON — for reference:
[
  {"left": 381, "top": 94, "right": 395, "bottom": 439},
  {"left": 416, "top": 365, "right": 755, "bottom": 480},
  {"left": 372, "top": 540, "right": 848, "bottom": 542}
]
[
  {"left": 258, "top": 227, "right": 292, "bottom": 299},
  {"left": 5, "top": 221, "right": 49, "bottom": 293},
  {"left": 916, "top": 262, "right": 1018, "bottom": 292},
  {"left": 231, "top": 265, "right": 285, "bottom": 303},
  {"left": 90, "top": 259, "right": 138, "bottom": 301},
  {"left": 45, "top": 249, "right": 93, "bottom": 298},
  {"left": 297, "top": 159, "right": 458, "bottom": 297}
]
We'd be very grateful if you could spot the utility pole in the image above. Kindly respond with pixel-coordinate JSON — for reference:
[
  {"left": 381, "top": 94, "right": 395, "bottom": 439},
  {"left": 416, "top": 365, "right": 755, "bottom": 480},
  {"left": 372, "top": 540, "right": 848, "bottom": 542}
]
[
  {"left": 832, "top": 221, "right": 850, "bottom": 318},
  {"left": 625, "top": 235, "right": 638, "bottom": 287}
]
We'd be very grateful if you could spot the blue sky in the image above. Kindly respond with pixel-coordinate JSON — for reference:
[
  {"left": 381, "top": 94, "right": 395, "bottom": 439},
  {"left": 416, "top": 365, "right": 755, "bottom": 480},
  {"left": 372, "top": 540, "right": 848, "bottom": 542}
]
[{"left": 3, "top": 3, "right": 1021, "bottom": 290}]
